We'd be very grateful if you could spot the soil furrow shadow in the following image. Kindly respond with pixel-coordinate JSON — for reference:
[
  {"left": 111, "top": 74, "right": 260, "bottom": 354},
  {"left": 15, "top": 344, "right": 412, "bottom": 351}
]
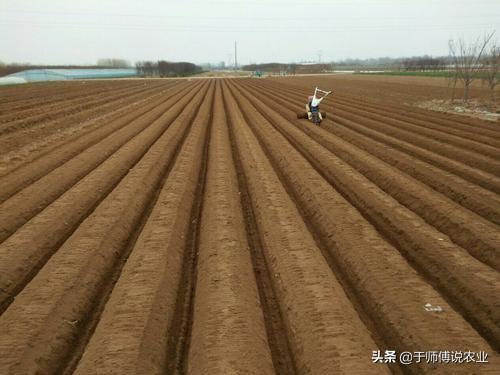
[
  {"left": 59, "top": 81, "right": 213, "bottom": 374},
  {"left": 0, "top": 83, "right": 203, "bottom": 315},
  {"left": 164, "top": 81, "right": 215, "bottom": 374},
  {"left": 224, "top": 81, "right": 297, "bottom": 375}
]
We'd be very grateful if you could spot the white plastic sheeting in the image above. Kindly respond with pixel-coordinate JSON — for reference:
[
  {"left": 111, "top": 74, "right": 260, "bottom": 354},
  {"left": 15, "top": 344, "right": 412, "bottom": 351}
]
[
  {"left": 9, "top": 69, "right": 138, "bottom": 82},
  {"left": 0, "top": 76, "right": 27, "bottom": 86}
]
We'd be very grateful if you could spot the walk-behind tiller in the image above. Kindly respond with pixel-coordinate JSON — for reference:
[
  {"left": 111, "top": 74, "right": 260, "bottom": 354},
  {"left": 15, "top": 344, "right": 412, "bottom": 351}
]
[{"left": 297, "top": 87, "right": 332, "bottom": 125}]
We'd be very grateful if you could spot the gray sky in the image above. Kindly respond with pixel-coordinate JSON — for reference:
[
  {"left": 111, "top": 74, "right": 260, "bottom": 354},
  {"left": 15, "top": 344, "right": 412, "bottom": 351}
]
[{"left": 1, "top": 0, "right": 499, "bottom": 65}]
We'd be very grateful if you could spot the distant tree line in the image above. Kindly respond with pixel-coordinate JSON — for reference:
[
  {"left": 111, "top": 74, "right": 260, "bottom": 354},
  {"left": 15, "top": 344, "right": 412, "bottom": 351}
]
[
  {"left": 243, "top": 58, "right": 448, "bottom": 73},
  {"left": 200, "top": 61, "right": 226, "bottom": 70},
  {"left": 332, "top": 56, "right": 449, "bottom": 71},
  {"left": 401, "top": 56, "right": 445, "bottom": 71},
  {"left": 135, "top": 61, "right": 203, "bottom": 77},
  {"left": 242, "top": 63, "right": 333, "bottom": 75},
  {"left": 242, "top": 63, "right": 282, "bottom": 72},
  {"left": 96, "top": 58, "right": 131, "bottom": 68}
]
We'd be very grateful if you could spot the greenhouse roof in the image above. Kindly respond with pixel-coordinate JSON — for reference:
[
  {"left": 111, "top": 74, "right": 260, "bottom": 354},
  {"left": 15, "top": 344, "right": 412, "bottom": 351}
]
[{"left": 8, "top": 68, "right": 138, "bottom": 82}]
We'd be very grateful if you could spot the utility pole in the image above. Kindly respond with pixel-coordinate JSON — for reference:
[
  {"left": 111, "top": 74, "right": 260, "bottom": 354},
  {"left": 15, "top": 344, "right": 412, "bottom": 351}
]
[{"left": 234, "top": 41, "right": 238, "bottom": 71}]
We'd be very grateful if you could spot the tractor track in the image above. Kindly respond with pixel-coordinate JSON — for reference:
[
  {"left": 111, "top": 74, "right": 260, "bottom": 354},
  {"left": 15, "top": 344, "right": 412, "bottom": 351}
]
[{"left": 0, "top": 77, "right": 498, "bottom": 374}]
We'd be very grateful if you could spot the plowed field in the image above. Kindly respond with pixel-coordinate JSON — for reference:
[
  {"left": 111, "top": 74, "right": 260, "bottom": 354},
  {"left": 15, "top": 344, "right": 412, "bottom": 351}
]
[{"left": 0, "top": 77, "right": 499, "bottom": 374}]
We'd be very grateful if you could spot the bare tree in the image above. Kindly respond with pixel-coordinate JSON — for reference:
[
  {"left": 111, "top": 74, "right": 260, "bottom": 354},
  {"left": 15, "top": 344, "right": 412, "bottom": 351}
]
[
  {"left": 481, "top": 42, "right": 500, "bottom": 103},
  {"left": 142, "top": 61, "right": 155, "bottom": 77},
  {"left": 447, "top": 65, "right": 459, "bottom": 103},
  {"left": 448, "top": 32, "right": 495, "bottom": 104}
]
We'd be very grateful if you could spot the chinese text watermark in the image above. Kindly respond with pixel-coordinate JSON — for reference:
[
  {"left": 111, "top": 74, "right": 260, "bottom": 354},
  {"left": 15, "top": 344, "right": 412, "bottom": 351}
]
[{"left": 372, "top": 350, "right": 488, "bottom": 365}]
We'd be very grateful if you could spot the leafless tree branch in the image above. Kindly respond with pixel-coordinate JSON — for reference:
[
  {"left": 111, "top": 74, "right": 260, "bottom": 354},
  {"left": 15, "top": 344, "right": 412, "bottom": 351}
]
[{"left": 448, "top": 31, "right": 495, "bottom": 103}]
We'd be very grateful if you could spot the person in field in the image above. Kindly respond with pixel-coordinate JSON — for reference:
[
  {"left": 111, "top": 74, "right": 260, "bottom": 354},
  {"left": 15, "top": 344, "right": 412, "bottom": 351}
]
[{"left": 306, "top": 88, "right": 331, "bottom": 120}]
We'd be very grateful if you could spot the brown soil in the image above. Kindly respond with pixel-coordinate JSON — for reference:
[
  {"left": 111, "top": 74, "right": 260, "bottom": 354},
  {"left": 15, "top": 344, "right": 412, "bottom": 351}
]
[
  {"left": 273, "top": 74, "right": 500, "bottom": 123},
  {"left": 0, "top": 77, "right": 498, "bottom": 374}
]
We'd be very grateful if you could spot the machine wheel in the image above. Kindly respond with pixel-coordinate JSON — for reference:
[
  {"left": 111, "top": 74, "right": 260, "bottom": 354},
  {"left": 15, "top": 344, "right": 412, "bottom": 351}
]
[{"left": 311, "top": 112, "right": 321, "bottom": 125}]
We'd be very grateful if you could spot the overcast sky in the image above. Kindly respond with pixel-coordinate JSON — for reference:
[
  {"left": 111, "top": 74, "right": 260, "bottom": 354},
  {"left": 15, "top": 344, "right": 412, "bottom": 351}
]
[{"left": 1, "top": 0, "right": 499, "bottom": 65}]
